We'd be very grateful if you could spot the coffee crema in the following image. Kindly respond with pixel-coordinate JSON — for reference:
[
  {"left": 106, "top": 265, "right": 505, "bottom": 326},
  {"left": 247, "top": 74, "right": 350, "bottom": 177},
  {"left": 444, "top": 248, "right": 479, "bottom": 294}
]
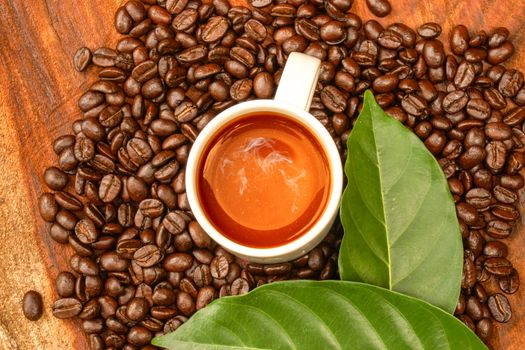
[{"left": 197, "top": 112, "right": 331, "bottom": 248}]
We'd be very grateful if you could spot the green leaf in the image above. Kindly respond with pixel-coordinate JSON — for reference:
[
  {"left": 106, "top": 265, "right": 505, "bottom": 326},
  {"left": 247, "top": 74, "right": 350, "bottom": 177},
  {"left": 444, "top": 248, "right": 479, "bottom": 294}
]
[
  {"left": 152, "top": 280, "right": 487, "bottom": 350},
  {"left": 338, "top": 90, "right": 463, "bottom": 313}
]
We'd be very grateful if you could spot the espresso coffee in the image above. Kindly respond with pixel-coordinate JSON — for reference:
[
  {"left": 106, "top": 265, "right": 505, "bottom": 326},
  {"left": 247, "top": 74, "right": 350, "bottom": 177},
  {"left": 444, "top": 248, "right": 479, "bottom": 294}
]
[{"left": 197, "top": 112, "right": 331, "bottom": 248}]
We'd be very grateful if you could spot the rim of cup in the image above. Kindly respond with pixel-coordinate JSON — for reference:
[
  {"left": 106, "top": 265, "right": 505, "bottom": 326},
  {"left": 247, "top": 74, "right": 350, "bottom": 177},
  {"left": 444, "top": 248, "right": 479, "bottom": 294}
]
[{"left": 185, "top": 99, "right": 343, "bottom": 262}]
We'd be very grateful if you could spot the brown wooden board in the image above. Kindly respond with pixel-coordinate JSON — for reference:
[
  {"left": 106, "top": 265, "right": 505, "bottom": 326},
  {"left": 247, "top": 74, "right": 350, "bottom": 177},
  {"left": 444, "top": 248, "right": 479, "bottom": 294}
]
[{"left": 0, "top": 0, "right": 524, "bottom": 349}]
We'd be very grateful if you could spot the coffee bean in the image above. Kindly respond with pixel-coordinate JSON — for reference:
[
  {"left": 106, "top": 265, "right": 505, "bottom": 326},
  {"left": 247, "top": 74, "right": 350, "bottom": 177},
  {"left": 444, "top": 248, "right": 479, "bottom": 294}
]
[
  {"left": 488, "top": 42, "right": 515, "bottom": 65},
  {"left": 465, "top": 188, "right": 491, "bottom": 209},
  {"left": 230, "top": 278, "right": 250, "bottom": 295},
  {"left": 210, "top": 255, "right": 229, "bottom": 279},
  {"left": 193, "top": 264, "right": 212, "bottom": 287},
  {"left": 459, "top": 146, "right": 486, "bottom": 169},
  {"left": 321, "top": 85, "right": 346, "bottom": 113},
  {"left": 92, "top": 47, "right": 117, "bottom": 67},
  {"left": 229, "top": 77, "right": 252, "bottom": 101},
  {"left": 196, "top": 286, "right": 216, "bottom": 310},
  {"left": 52, "top": 298, "right": 82, "bottom": 319},
  {"left": 98, "top": 174, "right": 122, "bottom": 203},
  {"left": 488, "top": 294, "right": 512, "bottom": 322},
  {"left": 176, "top": 291, "right": 196, "bottom": 316},
  {"left": 485, "top": 257, "right": 513, "bottom": 277},
  {"left": 456, "top": 202, "right": 479, "bottom": 225},
  {"left": 162, "top": 211, "right": 186, "bottom": 234},
  {"left": 462, "top": 256, "right": 476, "bottom": 289},
  {"left": 201, "top": 16, "right": 229, "bottom": 43},
  {"left": 418, "top": 22, "right": 441, "bottom": 39},
  {"left": 253, "top": 72, "right": 275, "bottom": 98},
  {"left": 487, "top": 220, "right": 512, "bottom": 239},
  {"left": 127, "top": 326, "right": 152, "bottom": 346},
  {"left": 499, "top": 268, "right": 519, "bottom": 294},
  {"left": 22, "top": 291, "right": 43, "bottom": 321},
  {"left": 485, "top": 141, "right": 507, "bottom": 173},
  {"left": 450, "top": 25, "right": 470, "bottom": 55},
  {"left": 264, "top": 263, "right": 293, "bottom": 276},
  {"left": 188, "top": 221, "right": 212, "bottom": 249},
  {"left": 56, "top": 271, "right": 76, "bottom": 298},
  {"left": 127, "top": 297, "right": 149, "bottom": 321},
  {"left": 74, "top": 47, "right": 92, "bottom": 72},
  {"left": 483, "top": 241, "right": 508, "bottom": 258},
  {"left": 134, "top": 245, "right": 163, "bottom": 268},
  {"left": 466, "top": 296, "right": 484, "bottom": 321},
  {"left": 366, "top": 0, "right": 391, "bottom": 17},
  {"left": 466, "top": 99, "right": 491, "bottom": 120},
  {"left": 499, "top": 69, "right": 524, "bottom": 97},
  {"left": 39, "top": 193, "right": 58, "bottom": 222},
  {"left": 75, "top": 218, "right": 98, "bottom": 244},
  {"left": 493, "top": 185, "right": 517, "bottom": 204},
  {"left": 163, "top": 253, "right": 193, "bottom": 272},
  {"left": 127, "top": 138, "right": 153, "bottom": 166}
]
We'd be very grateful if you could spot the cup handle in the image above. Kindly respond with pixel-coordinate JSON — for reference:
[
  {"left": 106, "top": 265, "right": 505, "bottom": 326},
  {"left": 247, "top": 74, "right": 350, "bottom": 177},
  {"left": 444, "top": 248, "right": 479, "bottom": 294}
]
[{"left": 273, "top": 52, "right": 321, "bottom": 111}]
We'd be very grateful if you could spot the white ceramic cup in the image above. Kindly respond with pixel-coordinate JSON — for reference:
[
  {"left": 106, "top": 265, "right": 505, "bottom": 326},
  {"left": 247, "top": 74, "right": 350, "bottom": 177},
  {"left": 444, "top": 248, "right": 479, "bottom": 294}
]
[{"left": 186, "top": 52, "right": 343, "bottom": 263}]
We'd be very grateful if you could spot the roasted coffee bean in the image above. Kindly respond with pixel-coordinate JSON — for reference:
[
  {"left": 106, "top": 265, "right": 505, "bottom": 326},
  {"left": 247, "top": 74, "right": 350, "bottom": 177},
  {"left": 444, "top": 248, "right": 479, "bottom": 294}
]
[
  {"left": 484, "top": 257, "right": 513, "bottom": 277},
  {"left": 162, "top": 211, "right": 186, "bottom": 234},
  {"left": 53, "top": 135, "right": 76, "bottom": 155},
  {"left": 210, "top": 255, "right": 229, "bottom": 279},
  {"left": 126, "top": 297, "right": 149, "bottom": 321},
  {"left": 488, "top": 42, "right": 515, "bottom": 65},
  {"left": 74, "top": 137, "right": 95, "bottom": 162},
  {"left": 127, "top": 325, "right": 152, "bottom": 346},
  {"left": 73, "top": 47, "right": 92, "bottom": 72},
  {"left": 193, "top": 264, "right": 212, "bottom": 287},
  {"left": 488, "top": 293, "right": 512, "bottom": 322},
  {"left": 176, "top": 291, "right": 196, "bottom": 316},
  {"left": 22, "top": 291, "right": 43, "bottom": 321},
  {"left": 476, "top": 318, "right": 493, "bottom": 340},
  {"left": 466, "top": 296, "right": 484, "bottom": 321},
  {"left": 499, "top": 69, "right": 524, "bottom": 97},
  {"left": 184, "top": 222, "right": 210, "bottom": 249},
  {"left": 321, "top": 85, "right": 346, "bottom": 113},
  {"left": 98, "top": 174, "right": 122, "bottom": 203},
  {"left": 54, "top": 192, "right": 82, "bottom": 211},
  {"left": 75, "top": 219, "right": 98, "bottom": 244},
  {"left": 56, "top": 271, "right": 76, "bottom": 297},
  {"left": 163, "top": 253, "right": 193, "bottom": 272},
  {"left": 466, "top": 99, "right": 491, "bottom": 120},
  {"left": 417, "top": 22, "right": 441, "bottom": 39},
  {"left": 450, "top": 25, "right": 470, "bottom": 55},
  {"left": 52, "top": 298, "right": 83, "bottom": 319},
  {"left": 253, "top": 71, "right": 275, "bottom": 98},
  {"left": 264, "top": 263, "right": 292, "bottom": 276},
  {"left": 487, "top": 220, "right": 512, "bottom": 239},
  {"left": 459, "top": 146, "right": 486, "bottom": 169},
  {"left": 493, "top": 185, "right": 517, "bottom": 204},
  {"left": 443, "top": 90, "right": 468, "bottom": 114},
  {"left": 465, "top": 188, "right": 491, "bottom": 209},
  {"left": 196, "top": 286, "right": 216, "bottom": 310},
  {"left": 230, "top": 278, "right": 250, "bottom": 296},
  {"left": 230, "top": 78, "right": 253, "bottom": 101},
  {"left": 133, "top": 245, "right": 163, "bottom": 268},
  {"left": 366, "top": 0, "right": 391, "bottom": 17},
  {"left": 499, "top": 268, "right": 519, "bottom": 294},
  {"left": 483, "top": 241, "right": 508, "bottom": 258},
  {"left": 39, "top": 193, "right": 58, "bottom": 222},
  {"left": 485, "top": 141, "right": 507, "bottom": 172}
]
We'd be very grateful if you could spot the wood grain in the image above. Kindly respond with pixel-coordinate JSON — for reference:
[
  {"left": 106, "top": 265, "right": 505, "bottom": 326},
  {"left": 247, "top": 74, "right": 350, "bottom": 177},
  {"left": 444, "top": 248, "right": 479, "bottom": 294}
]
[{"left": 0, "top": 0, "right": 524, "bottom": 349}]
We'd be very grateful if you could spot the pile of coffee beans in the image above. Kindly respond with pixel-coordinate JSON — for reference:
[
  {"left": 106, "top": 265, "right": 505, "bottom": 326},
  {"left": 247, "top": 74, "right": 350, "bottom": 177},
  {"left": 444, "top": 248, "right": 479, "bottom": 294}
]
[{"left": 34, "top": 0, "right": 524, "bottom": 347}]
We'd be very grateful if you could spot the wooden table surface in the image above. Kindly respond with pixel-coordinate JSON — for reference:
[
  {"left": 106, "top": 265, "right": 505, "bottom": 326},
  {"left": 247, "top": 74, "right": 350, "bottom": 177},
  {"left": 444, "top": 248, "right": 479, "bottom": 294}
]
[{"left": 1, "top": 0, "right": 524, "bottom": 349}]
